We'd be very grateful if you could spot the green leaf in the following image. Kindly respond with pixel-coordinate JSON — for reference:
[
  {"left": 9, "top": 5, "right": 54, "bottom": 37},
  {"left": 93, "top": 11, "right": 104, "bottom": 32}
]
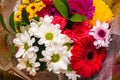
[
  {"left": 9, "top": 43, "right": 15, "bottom": 61},
  {"left": 70, "top": 14, "right": 87, "bottom": 22},
  {"left": 22, "top": 8, "right": 30, "bottom": 24},
  {"left": 15, "top": 21, "right": 21, "bottom": 33},
  {"left": 0, "top": 13, "right": 10, "bottom": 33},
  {"left": 61, "top": 0, "right": 68, "bottom": 7},
  {"left": 53, "top": 0, "right": 68, "bottom": 18},
  {"left": 20, "top": 21, "right": 28, "bottom": 26},
  {"left": 9, "top": 12, "right": 16, "bottom": 32},
  {"left": 34, "top": 17, "right": 39, "bottom": 21},
  {"left": 4, "top": 33, "right": 10, "bottom": 45}
]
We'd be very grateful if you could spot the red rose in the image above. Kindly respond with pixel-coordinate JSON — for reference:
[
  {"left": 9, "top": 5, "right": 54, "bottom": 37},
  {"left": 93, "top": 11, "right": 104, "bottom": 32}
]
[
  {"left": 70, "top": 36, "right": 106, "bottom": 78},
  {"left": 71, "top": 21, "right": 90, "bottom": 41},
  {"left": 52, "top": 16, "right": 67, "bottom": 30}
]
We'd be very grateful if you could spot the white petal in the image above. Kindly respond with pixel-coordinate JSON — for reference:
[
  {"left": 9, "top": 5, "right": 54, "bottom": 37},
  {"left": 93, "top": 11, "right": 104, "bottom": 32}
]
[
  {"left": 15, "top": 47, "right": 25, "bottom": 58},
  {"left": 89, "top": 32, "right": 94, "bottom": 36},
  {"left": 20, "top": 32, "right": 30, "bottom": 43},
  {"left": 33, "top": 46, "right": 39, "bottom": 52},
  {"left": 30, "top": 69, "right": 36, "bottom": 76},
  {"left": 30, "top": 22, "right": 38, "bottom": 27},
  {"left": 13, "top": 38, "right": 23, "bottom": 47},
  {"left": 34, "top": 62, "right": 40, "bottom": 67},
  {"left": 96, "top": 20, "right": 100, "bottom": 27},
  {"left": 17, "top": 63, "right": 26, "bottom": 70}
]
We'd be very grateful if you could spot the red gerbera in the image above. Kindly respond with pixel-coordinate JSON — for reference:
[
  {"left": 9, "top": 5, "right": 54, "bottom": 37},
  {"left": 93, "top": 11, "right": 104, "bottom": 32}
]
[{"left": 70, "top": 36, "right": 106, "bottom": 78}]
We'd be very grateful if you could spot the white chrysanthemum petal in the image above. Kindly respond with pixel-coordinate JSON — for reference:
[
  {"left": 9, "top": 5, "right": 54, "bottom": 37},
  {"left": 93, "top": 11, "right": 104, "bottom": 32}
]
[
  {"left": 30, "top": 69, "right": 36, "bottom": 76},
  {"left": 29, "top": 22, "right": 41, "bottom": 38},
  {"left": 20, "top": 32, "right": 30, "bottom": 43},
  {"left": 34, "top": 62, "right": 40, "bottom": 67},
  {"left": 13, "top": 38, "right": 24, "bottom": 47},
  {"left": 33, "top": 46, "right": 39, "bottom": 52},
  {"left": 17, "top": 63, "right": 26, "bottom": 70},
  {"left": 15, "top": 47, "right": 25, "bottom": 58},
  {"left": 41, "top": 45, "right": 70, "bottom": 74},
  {"left": 16, "top": 55, "right": 40, "bottom": 76},
  {"left": 65, "top": 71, "right": 80, "bottom": 80},
  {"left": 44, "top": 15, "right": 53, "bottom": 23},
  {"left": 38, "top": 22, "right": 60, "bottom": 46}
]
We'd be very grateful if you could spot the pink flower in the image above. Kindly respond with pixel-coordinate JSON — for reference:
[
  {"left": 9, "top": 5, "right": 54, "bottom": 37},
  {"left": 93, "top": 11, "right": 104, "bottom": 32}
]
[
  {"left": 67, "top": 0, "right": 95, "bottom": 19},
  {"left": 89, "top": 20, "right": 111, "bottom": 48},
  {"left": 52, "top": 16, "right": 67, "bottom": 30}
]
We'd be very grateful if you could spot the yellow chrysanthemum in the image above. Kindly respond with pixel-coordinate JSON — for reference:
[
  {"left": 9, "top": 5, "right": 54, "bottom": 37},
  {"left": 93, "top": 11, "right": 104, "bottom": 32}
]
[
  {"left": 26, "top": 3, "right": 39, "bottom": 12},
  {"left": 18, "top": 4, "right": 27, "bottom": 11},
  {"left": 15, "top": 0, "right": 46, "bottom": 21},
  {"left": 22, "top": 0, "right": 30, "bottom": 4},
  {"left": 89, "top": 0, "right": 113, "bottom": 26},
  {"left": 27, "top": 10, "right": 35, "bottom": 21},
  {"left": 37, "top": 1, "right": 46, "bottom": 11},
  {"left": 26, "top": 1, "right": 45, "bottom": 20},
  {"left": 14, "top": 11, "right": 22, "bottom": 22},
  {"left": 34, "top": 0, "right": 41, "bottom": 2}
]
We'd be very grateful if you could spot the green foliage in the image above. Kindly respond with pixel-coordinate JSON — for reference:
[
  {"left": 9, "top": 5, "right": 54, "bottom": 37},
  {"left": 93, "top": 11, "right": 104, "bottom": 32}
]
[
  {"left": 22, "top": 8, "right": 30, "bottom": 24},
  {"left": 9, "top": 43, "right": 15, "bottom": 61},
  {"left": 53, "top": 0, "right": 68, "bottom": 18},
  {"left": 0, "top": 13, "right": 10, "bottom": 33},
  {"left": 9, "top": 12, "right": 16, "bottom": 32},
  {"left": 70, "top": 14, "right": 87, "bottom": 22},
  {"left": 34, "top": 17, "right": 40, "bottom": 21},
  {"left": 4, "top": 33, "right": 10, "bottom": 45}
]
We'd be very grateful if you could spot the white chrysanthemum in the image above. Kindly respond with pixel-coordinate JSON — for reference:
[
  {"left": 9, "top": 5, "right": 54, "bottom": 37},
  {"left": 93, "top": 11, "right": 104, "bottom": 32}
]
[
  {"left": 89, "top": 20, "right": 111, "bottom": 48},
  {"left": 29, "top": 21, "right": 41, "bottom": 38},
  {"left": 40, "top": 45, "right": 70, "bottom": 74},
  {"left": 38, "top": 22, "right": 61, "bottom": 46},
  {"left": 13, "top": 30, "right": 38, "bottom": 58},
  {"left": 40, "top": 15, "right": 53, "bottom": 23},
  {"left": 58, "top": 34, "right": 73, "bottom": 52},
  {"left": 17, "top": 54, "right": 40, "bottom": 76},
  {"left": 28, "top": 15, "right": 53, "bottom": 38},
  {"left": 63, "top": 64, "right": 80, "bottom": 80},
  {"left": 65, "top": 71, "right": 80, "bottom": 80}
]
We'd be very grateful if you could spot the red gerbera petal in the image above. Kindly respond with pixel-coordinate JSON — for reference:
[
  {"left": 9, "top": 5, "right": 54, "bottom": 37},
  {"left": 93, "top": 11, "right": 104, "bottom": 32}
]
[{"left": 70, "top": 36, "right": 107, "bottom": 78}]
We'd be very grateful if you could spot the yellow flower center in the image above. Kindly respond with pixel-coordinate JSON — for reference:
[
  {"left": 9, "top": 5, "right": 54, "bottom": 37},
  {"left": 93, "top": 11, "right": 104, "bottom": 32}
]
[
  {"left": 51, "top": 54, "right": 60, "bottom": 63},
  {"left": 67, "top": 64, "right": 72, "bottom": 71},
  {"left": 63, "top": 42, "right": 72, "bottom": 51},
  {"left": 24, "top": 43, "right": 29, "bottom": 51},
  {"left": 26, "top": 61, "right": 32, "bottom": 68},
  {"left": 45, "top": 32, "right": 54, "bottom": 40}
]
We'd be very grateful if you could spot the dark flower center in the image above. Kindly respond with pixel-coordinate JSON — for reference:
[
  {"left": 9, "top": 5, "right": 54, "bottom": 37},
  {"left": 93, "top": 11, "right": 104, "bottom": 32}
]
[
  {"left": 85, "top": 48, "right": 97, "bottom": 65},
  {"left": 27, "top": 12, "right": 30, "bottom": 16},
  {"left": 87, "top": 51, "right": 94, "bottom": 60},
  {"left": 71, "top": 9, "right": 77, "bottom": 14},
  {"left": 98, "top": 29, "right": 106, "bottom": 38},
  {"left": 17, "top": 15, "right": 20, "bottom": 18},
  {"left": 31, "top": 6, "right": 35, "bottom": 10}
]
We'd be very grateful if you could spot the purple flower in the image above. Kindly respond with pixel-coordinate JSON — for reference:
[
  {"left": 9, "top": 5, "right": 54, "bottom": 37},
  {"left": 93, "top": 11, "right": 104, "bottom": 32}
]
[{"left": 68, "top": 0, "right": 95, "bottom": 19}]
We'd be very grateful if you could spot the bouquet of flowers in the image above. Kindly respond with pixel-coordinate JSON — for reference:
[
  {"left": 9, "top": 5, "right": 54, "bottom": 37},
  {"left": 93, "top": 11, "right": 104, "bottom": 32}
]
[{"left": 0, "top": 0, "right": 114, "bottom": 80}]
